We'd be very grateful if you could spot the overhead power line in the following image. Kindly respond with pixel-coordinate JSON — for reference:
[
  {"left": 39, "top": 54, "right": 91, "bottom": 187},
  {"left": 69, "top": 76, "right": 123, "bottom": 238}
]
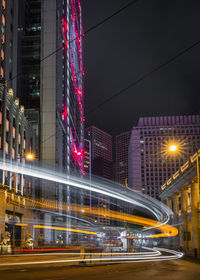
[
  {"left": 88, "top": 39, "right": 200, "bottom": 115},
  {"left": 5, "top": 0, "right": 140, "bottom": 85},
  {"left": 85, "top": 0, "right": 140, "bottom": 34}
]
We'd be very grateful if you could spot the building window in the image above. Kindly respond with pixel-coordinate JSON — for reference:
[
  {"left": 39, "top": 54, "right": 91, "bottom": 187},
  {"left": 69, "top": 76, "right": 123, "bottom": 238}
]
[
  {"left": 2, "top": 0, "right": 6, "bottom": 10},
  {"left": 5, "top": 142, "right": 9, "bottom": 154},
  {"left": 0, "top": 66, "right": 4, "bottom": 77},
  {"left": 1, "top": 48, "right": 4, "bottom": 60},
  {"left": 2, "top": 14, "right": 5, "bottom": 26},
  {"left": 6, "top": 119, "right": 9, "bottom": 132},
  {"left": 12, "top": 148, "right": 15, "bottom": 159}
]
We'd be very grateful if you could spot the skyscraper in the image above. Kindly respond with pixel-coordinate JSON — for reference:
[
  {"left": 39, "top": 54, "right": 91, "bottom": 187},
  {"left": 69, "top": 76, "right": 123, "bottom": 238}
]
[
  {"left": 86, "top": 126, "right": 113, "bottom": 225},
  {"left": 3, "top": 0, "right": 84, "bottom": 174},
  {"left": 1, "top": 0, "right": 18, "bottom": 92},
  {"left": 1, "top": 0, "right": 85, "bottom": 245},
  {"left": 86, "top": 126, "right": 113, "bottom": 180},
  {"left": 116, "top": 130, "right": 131, "bottom": 185},
  {"left": 0, "top": 1, "right": 6, "bottom": 80},
  {"left": 128, "top": 115, "right": 200, "bottom": 199}
]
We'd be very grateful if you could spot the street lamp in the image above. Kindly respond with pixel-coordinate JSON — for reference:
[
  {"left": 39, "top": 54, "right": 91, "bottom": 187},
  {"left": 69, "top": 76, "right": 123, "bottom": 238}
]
[
  {"left": 168, "top": 144, "right": 178, "bottom": 152},
  {"left": 25, "top": 152, "right": 35, "bottom": 161},
  {"left": 168, "top": 143, "right": 200, "bottom": 191}
]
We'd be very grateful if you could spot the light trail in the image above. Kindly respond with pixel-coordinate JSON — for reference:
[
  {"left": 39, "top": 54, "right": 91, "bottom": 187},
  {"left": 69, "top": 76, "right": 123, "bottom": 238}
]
[
  {"left": 15, "top": 202, "right": 178, "bottom": 237},
  {"left": 6, "top": 247, "right": 161, "bottom": 256},
  {"left": 0, "top": 160, "right": 172, "bottom": 226},
  {"left": 0, "top": 248, "right": 183, "bottom": 266},
  {"left": 33, "top": 225, "right": 96, "bottom": 235}
]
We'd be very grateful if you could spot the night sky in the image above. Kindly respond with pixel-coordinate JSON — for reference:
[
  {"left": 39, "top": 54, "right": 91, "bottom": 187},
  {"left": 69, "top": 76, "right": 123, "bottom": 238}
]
[{"left": 82, "top": 0, "right": 200, "bottom": 136}]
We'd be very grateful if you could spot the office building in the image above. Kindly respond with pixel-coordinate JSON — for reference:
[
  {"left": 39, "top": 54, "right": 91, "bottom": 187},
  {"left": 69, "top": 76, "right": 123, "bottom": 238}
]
[
  {"left": 2, "top": 0, "right": 84, "bottom": 173},
  {"left": 1, "top": 0, "right": 85, "bottom": 245},
  {"left": 86, "top": 126, "right": 113, "bottom": 180},
  {"left": 116, "top": 130, "right": 131, "bottom": 185},
  {"left": 86, "top": 126, "right": 113, "bottom": 225},
  {"left": 129, "top": 115, "right": 200, "bottom": 199}
]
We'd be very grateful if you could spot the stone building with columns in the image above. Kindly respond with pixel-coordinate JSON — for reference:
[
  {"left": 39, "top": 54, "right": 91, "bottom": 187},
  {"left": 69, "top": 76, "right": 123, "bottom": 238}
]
[
  {"left": 160, "top": 149, "right": 200, "bottom": 258},
  {"left": 0, "top": 82, "right": 37, "bottom": 251}
]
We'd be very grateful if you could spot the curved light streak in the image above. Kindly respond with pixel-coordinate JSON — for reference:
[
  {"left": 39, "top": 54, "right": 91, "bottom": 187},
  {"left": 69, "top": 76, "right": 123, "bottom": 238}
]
[
  {"left": 0, "top": 160, "right": 172, "bottom": 226},
  {"left": 0, "top": 247, "right": 183, "bottom": 266}
]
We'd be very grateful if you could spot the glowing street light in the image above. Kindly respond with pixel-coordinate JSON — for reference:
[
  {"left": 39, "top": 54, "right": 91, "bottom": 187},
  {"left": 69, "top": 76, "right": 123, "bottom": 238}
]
[
  {"left": 168, "top": 144, "right": 178, "bottom": 152},
  {"left": 25, "top": 153, "right": 35, "bottom": 161}
]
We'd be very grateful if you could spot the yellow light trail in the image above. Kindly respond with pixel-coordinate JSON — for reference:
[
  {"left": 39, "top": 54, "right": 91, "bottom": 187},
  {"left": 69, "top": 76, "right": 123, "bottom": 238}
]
[
  {"left": 33, "top": 225, "right": 96, "bottom": 235},
  {"left": 69, "top": 205, "right": 178, "bottom": 238},
  {"left": 1, "top": 183, "right": 177, "bottom": 238}
]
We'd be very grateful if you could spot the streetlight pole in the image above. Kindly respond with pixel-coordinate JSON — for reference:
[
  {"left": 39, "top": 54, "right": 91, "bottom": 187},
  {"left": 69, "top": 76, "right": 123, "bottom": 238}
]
[{"left": 84, "top": 139, "right": 92, "bottom": 210}]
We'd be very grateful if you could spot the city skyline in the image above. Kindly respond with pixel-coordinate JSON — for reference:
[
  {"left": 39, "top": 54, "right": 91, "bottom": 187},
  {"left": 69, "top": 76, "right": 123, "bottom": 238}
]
[{"left": 0, "top": 0, "right": 200, "bottom": 274}]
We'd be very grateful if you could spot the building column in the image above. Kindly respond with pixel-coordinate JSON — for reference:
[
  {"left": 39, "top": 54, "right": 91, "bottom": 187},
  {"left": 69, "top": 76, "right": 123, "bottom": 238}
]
[
  {"left": 191, "top": 179, "right": 200, "bottom": 257},
  {"left": 166, "top": 197, "right": 172, "bottom": 210},
  {"left": 0, "top": 191, "right": 6, "bottom": 244},
  {"left": 173, "top": 192, "right": 180, "bottom": 216},
  {"left": 181, "top": 186, "right": 189, "bottom": 252},
  {"left": 173, "top": 192, "right": 180, "bottom": 248}
]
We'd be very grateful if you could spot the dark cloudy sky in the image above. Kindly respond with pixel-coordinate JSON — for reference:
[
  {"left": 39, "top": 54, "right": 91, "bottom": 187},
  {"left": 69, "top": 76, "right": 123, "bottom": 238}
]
[{"left": 82, "top": 0, "right": 200, "bottom": 136}]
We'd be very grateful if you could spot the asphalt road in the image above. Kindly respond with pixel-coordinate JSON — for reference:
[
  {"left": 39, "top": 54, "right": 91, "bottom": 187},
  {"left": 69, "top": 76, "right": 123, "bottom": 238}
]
[{"left": 0, "top": 258, "right": 200, "bottom": 280}]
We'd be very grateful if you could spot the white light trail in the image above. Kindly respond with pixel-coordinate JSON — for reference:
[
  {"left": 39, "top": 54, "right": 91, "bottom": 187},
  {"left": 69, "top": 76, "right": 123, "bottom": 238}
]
[
  {"left": 0, "top": 247, "right": 183, "bottom": 266},
  {"left": 0, "top": 160, "right": 172, "bottom": 225}
]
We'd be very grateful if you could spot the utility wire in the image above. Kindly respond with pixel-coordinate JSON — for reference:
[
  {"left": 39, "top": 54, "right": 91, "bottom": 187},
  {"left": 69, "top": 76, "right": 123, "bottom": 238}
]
[
  {"left": 41, "top": 38, "right": 200, "bottom": 145},
  {"left": 85, "top": 0, "right": 140, "bottom": 34},
  {"left": 5, "top": 0, "right": 139, "bottom": 86},
  {"left": 88, "top": 38, "right": 200, "bottom": 115}
]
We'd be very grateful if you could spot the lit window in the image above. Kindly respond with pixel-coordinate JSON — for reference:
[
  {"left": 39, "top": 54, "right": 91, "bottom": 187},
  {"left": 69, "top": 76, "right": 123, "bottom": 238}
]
[
  {"left": 13, "top": 127, "right": 15, "bottom": 138},
  {"left": 12, "top": 148, "right": 15, "bottom": 159},
  {"left": 1, "top": 33, "right": 5, "bottom": 44},
  {"left": 2, "top": 0, "right": 6, "bottom": 9},
  {"left": 1, "top": 48, "right": 4, "bottom": 60},
  {"left": 6, "top": 119, "right": 9, "bottom": 132},
  {"left": 2, "top": 14, "right": 5, "bottom": 26},
  {"left": 0, "top": 66, "right": 4, "bottom": 77},
  {"left": 5, "top": 142, "right": 9, "bottom": 154}
]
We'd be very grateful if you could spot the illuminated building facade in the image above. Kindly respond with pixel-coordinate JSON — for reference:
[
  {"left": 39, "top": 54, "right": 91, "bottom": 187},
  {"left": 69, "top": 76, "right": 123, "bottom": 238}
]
[
  {"left": 41, "top": 0, "right": 84, "bottom": 175},
  {"left": 0, "top": 81, "right": 36, "bottom": 196},
  {"left": 1, "top": 0, "right": 84, "bottom": 174},
  {"left": 129, "top": 116, "right": 200, "bottom": 200},
  {"left": 0, "top": 0, "right": 18, "bottom": 91},
  {"left": 40, "top": 0, "right": 84, "bottom": 244},
  {"left": 116, "top": 130, "right": 131, "bottom": 185},
  {"left": 0, "top": 0, "right": 6, "bottom": 81},
  {"left": 160, "top": 150, "right": 200, "bottom": 258},
  {"left": 0, "top": 0, "right": 84, "bottom": 245}
]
